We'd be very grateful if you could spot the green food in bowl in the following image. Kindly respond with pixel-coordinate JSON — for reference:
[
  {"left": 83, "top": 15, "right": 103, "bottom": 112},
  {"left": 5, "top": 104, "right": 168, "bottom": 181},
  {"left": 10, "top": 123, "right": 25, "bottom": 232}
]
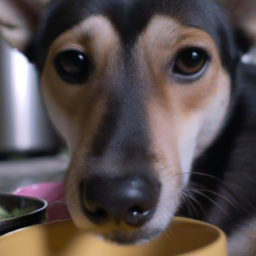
[
  {"left": 0, "top": 194, "right": 47, "bottom": 236},
  {"left": 0, "top": 206, "right": 37, "bottom": 220}
]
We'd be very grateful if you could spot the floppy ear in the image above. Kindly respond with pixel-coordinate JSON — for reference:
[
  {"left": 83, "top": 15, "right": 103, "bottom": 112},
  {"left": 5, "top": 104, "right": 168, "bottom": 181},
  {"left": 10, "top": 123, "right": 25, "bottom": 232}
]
[
  {"left": 220, "top": 0, "right": 256, "bottom": 46},
  {"left": 0, "top": 0, "right": 51, "bottom": 54}
]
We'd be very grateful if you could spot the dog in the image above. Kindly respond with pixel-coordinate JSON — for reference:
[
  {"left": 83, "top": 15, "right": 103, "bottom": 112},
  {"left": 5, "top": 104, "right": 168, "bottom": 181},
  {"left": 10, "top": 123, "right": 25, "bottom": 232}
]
[{"left": 0, "top": 0, "right": 256, "bottom": 255}]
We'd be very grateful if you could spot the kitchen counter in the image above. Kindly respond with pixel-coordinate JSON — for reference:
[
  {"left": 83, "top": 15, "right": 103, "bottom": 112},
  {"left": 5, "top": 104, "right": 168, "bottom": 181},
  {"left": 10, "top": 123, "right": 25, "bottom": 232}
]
[{"left": 0, "top": 154, "right": 69, "bottom": 193}]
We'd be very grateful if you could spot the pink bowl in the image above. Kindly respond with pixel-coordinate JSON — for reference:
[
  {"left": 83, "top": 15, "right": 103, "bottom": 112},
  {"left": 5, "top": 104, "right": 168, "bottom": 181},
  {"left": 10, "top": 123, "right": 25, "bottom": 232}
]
[{"left": 13, "top": 182, "right": 71, "bottom": 222}]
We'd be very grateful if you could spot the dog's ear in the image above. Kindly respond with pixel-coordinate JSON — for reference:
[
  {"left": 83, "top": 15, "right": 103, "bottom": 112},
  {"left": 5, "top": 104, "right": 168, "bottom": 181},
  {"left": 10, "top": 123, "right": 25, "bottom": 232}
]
[
  {"left": 220, "top": 0, "right": 256, "bottom": 50},
  {"left": 0, "top": 0, "right": 51, "bottom": 55}
]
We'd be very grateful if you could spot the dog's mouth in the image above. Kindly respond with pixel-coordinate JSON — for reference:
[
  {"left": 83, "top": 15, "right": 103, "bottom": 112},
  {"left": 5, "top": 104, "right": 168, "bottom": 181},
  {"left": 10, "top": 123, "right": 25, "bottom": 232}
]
[{"left": 95, "top": 227, "right": 163, "bottom": 245}]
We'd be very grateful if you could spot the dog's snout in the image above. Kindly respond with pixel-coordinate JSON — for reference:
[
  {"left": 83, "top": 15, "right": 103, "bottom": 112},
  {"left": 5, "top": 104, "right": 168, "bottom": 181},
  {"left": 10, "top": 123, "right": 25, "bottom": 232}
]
[{"left": 82, "top": 174, "right": 160, "bottom": 227}]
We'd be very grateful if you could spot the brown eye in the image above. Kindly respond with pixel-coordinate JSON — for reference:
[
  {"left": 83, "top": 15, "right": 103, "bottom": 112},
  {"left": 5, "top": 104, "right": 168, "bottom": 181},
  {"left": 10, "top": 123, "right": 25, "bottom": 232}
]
[
  {"left": 54, "top": 50, "right": 91, "bottom": 84},
  {"left": 173, "top": 48, "right": 208, "bottom": 75}
]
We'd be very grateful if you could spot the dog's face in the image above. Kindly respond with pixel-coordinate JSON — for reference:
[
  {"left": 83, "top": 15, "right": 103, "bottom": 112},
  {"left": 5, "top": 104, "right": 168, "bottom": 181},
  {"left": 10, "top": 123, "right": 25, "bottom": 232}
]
[{"left": 0, "top": 0, "right": 242, "bottom": 244}]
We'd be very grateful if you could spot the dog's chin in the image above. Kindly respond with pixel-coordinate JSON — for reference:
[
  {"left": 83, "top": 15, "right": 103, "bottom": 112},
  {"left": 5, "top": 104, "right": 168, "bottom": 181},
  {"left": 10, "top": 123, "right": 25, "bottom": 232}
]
[{"left": 96, "top": 228, "right": 163, "bottom": 246}]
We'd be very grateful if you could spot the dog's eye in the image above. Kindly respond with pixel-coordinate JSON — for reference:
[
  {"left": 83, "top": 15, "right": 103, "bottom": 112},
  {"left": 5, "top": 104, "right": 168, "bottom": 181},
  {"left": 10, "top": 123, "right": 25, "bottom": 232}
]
[
  {"left": 173, "top": 48, "right": 208, "bottom": 76},
  {"left": 54, "top": 50, "right": 90, "bottom": 84}
]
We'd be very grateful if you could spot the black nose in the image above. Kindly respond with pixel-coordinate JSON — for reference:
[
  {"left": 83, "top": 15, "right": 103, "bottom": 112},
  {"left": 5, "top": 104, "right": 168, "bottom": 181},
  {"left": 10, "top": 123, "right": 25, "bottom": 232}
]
[{"left": 82, "top": 174, "right": 160, "bottom": 227}]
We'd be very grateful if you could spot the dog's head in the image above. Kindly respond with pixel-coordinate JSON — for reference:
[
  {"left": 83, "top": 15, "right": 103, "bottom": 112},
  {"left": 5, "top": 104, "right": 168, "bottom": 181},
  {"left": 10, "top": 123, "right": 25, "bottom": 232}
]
[{"left": 0, "top": 0, "right": 255, "bottom": 244}]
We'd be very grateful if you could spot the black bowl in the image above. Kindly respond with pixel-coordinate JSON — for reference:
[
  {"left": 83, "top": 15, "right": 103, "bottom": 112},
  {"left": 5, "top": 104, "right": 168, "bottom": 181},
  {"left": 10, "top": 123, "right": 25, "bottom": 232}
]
[{"left": 0, "top": 193, "right": 47, "bottom": 236}]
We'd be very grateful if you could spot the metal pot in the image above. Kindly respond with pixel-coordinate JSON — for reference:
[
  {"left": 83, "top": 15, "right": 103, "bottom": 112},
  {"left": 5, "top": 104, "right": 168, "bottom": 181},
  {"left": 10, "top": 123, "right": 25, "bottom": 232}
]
[{"left": 0, "top": 35, "right": 61, "bottom": 157}]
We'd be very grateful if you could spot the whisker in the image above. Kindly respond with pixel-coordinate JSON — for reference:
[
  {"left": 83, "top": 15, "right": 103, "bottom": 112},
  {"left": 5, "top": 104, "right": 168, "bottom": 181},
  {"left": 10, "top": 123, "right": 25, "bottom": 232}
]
[
  {"left": 163, "top": 170, "right": 240, "bottom": 204},
  {"left": 164, "top": 230, "right": 171, "bottom": 242},
  {"left": 198, "top": 188, "right": 240, "bottom": 211},
  {"left": 158, "top": 164, "right": 181, "bottom": 178},
  {"left": 157, "top": 165, "right": 255, "bottom": 220},
  {"left": 182, "top": 193, "right": 194, "bottom": 218},
  {"left": 166, "top": 226, "right": 173, "bottom": 236},
  {"left": 201, "top": 188, "right": 256, "bottom": 220},
  {"left": 48, "top": 197, "right": 66, "bottom": 207},
  {"left": 184, "top": 192, "right": 200, "bottom": 220},
  {"left": 184, "top": 190, "right": 206, "bottom": 217},
  {"left": 190, "top": 183, "right": 255, "bottom": 218},
  {"left": 189, "top": 188, "right": 230, "bottom": 218}
]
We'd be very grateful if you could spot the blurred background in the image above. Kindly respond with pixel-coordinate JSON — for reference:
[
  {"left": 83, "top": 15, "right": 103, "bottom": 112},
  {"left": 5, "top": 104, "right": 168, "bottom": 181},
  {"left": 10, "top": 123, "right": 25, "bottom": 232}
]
[{"left": 0, "top": 35, "right": 68, "bottom": 193}]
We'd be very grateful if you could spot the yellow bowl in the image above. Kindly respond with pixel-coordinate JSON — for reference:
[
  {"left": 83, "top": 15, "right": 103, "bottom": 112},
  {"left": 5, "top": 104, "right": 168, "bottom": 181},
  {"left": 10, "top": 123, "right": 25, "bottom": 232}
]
[{"left": 0, "top": 217, "right": 227, "bottom": 256}]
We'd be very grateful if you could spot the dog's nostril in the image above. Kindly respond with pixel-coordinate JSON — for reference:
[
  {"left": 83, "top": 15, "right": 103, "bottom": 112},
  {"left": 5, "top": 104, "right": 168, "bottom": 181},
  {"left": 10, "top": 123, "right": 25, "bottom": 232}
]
[
  {"left": 129, "top": 206, "right": 149, "bottom": 217},
  {"left": 88, "top": 207, "right": 108, "bottom": 218},
  {"left": 83, "top": 193, "right": 109, "bottom": 223},
  {"left": 82, "top": 202, "right": 110, "bottom": 224},
  {"left": 125, "top": 206, "right": 150, "bottom": 226}
]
